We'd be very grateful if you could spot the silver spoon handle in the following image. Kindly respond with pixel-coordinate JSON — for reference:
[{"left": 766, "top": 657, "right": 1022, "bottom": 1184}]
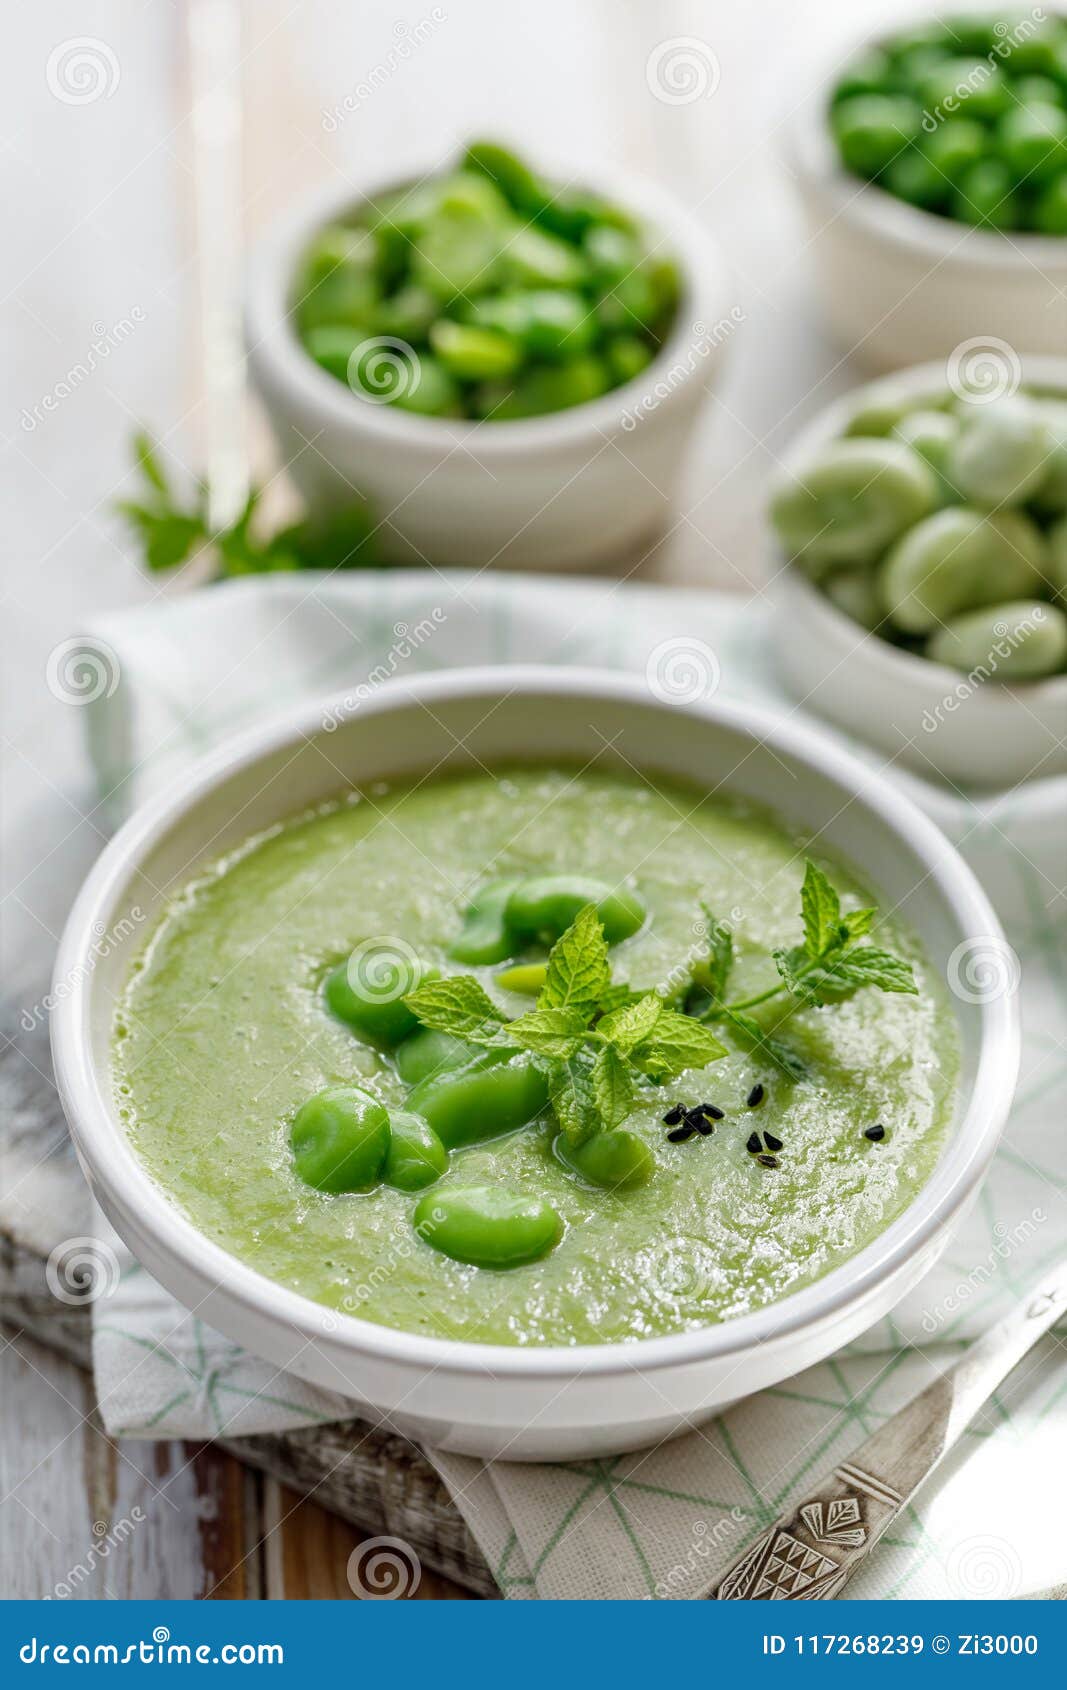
[{"left": 706, "top": 1256, "right": 1067, "bottom": 1600}]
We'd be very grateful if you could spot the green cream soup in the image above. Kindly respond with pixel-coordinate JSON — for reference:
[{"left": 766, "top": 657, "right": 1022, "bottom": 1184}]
[{"left": 113, "top": 767, "right": 957, "bottom": 1346}]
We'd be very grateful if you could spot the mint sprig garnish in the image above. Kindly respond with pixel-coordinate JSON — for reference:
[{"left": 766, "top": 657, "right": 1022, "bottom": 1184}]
[
  {"left": 690, "top": 859, "right": 918, "bottom": 1079},
  {"left": 405, "top": 904, "right": 726, "bottom": 1147}
]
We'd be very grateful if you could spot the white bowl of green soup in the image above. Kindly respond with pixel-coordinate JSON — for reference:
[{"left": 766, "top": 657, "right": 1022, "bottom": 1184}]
[{"left": 52, "top": 669, "right": 1017, "bottom": 1459}]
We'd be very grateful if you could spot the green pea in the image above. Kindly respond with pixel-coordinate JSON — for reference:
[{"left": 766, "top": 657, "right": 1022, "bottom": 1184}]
[
  {"left": 952, "top": 159, "right": 1018, "bottom": 229},
  {"left": 832, "top": 94, "right": 922, "bottom": 177},
  {"left": 479, "top": 356, "right": 610, "bottom": 419},
  {"left": 414, "top": 1185, "right": 562, "bottom": 1269},
  {"left": 494, "top": 963, "right": 548, "bottom": 996},
  {"left": 383, "top": 1111, "right": 447, "bottom": 1191},
  {"left": 449, "top": 877, "right": 522, "bottom": 965},
  {"left": 948, "top": 398, "right": 1052, "bottom": 507},
  {"left": 1004, "top": 21, "right": 1067, "bottom": 78},
  {"left": 535, "top": 186, "right": 635, "bottom": 243},
  {"left": 822, "top": 568, "right": 884, "bottom": 631},
  {"left": 927, "top": 599, "right": 1067, "bottom": 680},
  {"left": 998, "top": 103, "right": 1067, "bottom": 182},
  {"left": 435, "top": 170, "right": 511, "bottom": 222},
  {"left": 583, "top": 225, "right": 640, "bottom": 285},
  {"left": 596, "top": 268, "right": 661, "bottom": 334},
  {"left": 429, "top": 319, "right": 522, "bottom": 380},
  {"left": 883, "top": 147, "right": 946, "bottom": 210},
  {"left": 505, "top": 875, "right": 645, "bottom": 945},
  {"left": 324, "top": 948, "right": 435, "bottom": 1048},
  {"left": 406, "top": 1051, "right": 549, "bottom": 1149},
  {"left": 555, "top": 1129, "right": 654, "bottom": 1192},
  {"left": 921, "top": 119, "right": 987, "bottom": 185},
  {"left": 1013, "top": 76, "right": 1064, "bottom": 107},
  {"left": 1033, "top": 174, "right": 1067, "bottom": 234},
  {"left": 606, "top": 334, "right": 655, "bottom": 385},
  {"left": 918, "top": 60, "right": 1007, "bottom": 124},
  {"left": 395, "top": 1026, "right": 478, "bottom": 1086},
  {"left": 290, "top": 1085, "right": 390, "bottom": 1194},
  {"left": 502, "top": 225, "right": 587, "bottom": 290},
  {"left": 374, "top": 284, "right": 439, "bottom": 342},
  {"left": 770, "top": 439, "right": 938, "bottom": 576},
  {"left": 879, "top": 507, "right": 1046, "bottom": 633},
  {"left": 831, "top": 47, "right": 894, "bottom": 105}
]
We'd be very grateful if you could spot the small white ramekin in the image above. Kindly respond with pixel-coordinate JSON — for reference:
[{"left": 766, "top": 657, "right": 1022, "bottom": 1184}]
[
  {"left": 769, "top": 357, "right": 1067, "bottom": 788},
  {"left": 787, "top": 20, "right": 1067, "bottom": 370},
  {"left": 52, "top": 668, "right": 1017, "bottom": 1461},
  {"left": 245, "top": 163, "right": 736, "bottom": 570}
]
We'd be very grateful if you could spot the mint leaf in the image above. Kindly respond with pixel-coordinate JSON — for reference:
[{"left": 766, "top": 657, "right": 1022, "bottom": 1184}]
[
  {"left": 842, "top": 905, "right": 877, "bottom": 941},
  {"left": 403, "top": 976, "right": 508, "bottom": 1044},
  {"left": 725, "top": 1009, "right": 808, "bottom": 1081},
  {"left": 133, "top": 430, "right": 170, "bottom": 497},
  {"left": 539, "top": 904, "right": 611, "bottom": 1018},
  {"left": 823, "top": 947, "right": 918, "bottom": 996},
  {"left": 801, "top": 860, "right": 842, "bottom": 960},
  {"left": 597, "top": 983, "right": 645, "bottom": 1016},
  {"left": 692, "top": 906, "right": 734, "bottom": 1002},
  {"left": 773, "top": 944, "right": 825, "bottom": 1007},
  {"left": 507, "top": 1006, "right": 586, "bottom": 1058},
  {"left": 631, "top": 1010, "right": 726, "bottom": 1081},
  {"left": 597, "top": 991, "right": 662, "bottom": 1054},
  {"left": 548, "top": 1049, "right": 600, "bottom": 1146},
  {"left": 592, "top": 1043, "right": 633, "bottom": 1130}
]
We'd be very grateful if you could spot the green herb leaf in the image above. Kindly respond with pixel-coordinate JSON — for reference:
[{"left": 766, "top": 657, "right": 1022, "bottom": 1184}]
[
  {"left": 132, "top": 430, "right": 170, "bottom": 497},
  {"left": 772, "top": 944, "right": 825, "bottom": 1007},
  {"left": 403, "top": 976, "right": 508, "bottom": 1044},
  {"left": 725, "top": 1009, "right": 808, "bottom": 1081},
  {"left": 597, "top": 991, "right": 662, "bottom": 1054},
  {"left": 539, "top": 903, "right": 611, "bottom": 1018},
  {"left": 592, "top": 1043, "right": 634, "bottom": 1130},
  {"left": 801, "top": 860, "right": 842, "bottom": 960},
  {"left": 692, "top": 906, "right": 734, "bottom": 1002},
  {"left": 631, "top": 1010, "right": 727, "bottom": 1081},
  {"left": 507, "top": 1006, "right": 587, "bottom": 1059},
  {"left": 548, "top": 1049, "right": 600, "bottom": 1147},
  {"left": 842, "top": 905, "right": 877, "bottom": 941},
  {"left": 597, "top": 983, "right": 645, "bottom": 1017},
  {"left": 822, "top": 947, "right": 918, "bottom": 996}
]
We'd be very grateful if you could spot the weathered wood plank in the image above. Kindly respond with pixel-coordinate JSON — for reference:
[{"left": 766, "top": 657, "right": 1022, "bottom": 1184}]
[{"left": 0, "top": 1014, "right": 496, "bottom": 1599}]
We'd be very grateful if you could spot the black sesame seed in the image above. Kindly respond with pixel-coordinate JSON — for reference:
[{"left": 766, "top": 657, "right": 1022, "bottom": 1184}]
[
  {"left": 694, "top": 1117, "right": 715, "bottom": 1137},
  {"left": 756, "top": 1153, "right": 780, "bottom": 1169},
  {"left": 763, "top": 1132, "right": 783, "bottom": 1152},
  {"left": 667, "top": 1124, "right": 697, "bottom": 1143},
  {"left": 747, "top": 1084, "right": 765, "bottom": 1108},
  {"left": 700, "top": 1103, "right": 725, "bottom": 1120},
  {"left": 662, "top": 1105, "right": 684, "bottom": 1126},
  {"left": 745, "top": 1131, "right": 762, "bottom": 1155},
  {"left": 864, "top": 1124, "right": 886, "bottom": 1142}
]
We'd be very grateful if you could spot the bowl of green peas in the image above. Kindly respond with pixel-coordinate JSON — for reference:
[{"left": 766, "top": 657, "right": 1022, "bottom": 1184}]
[
  {"left": 246, "top": 141, "right": 734, "bottom": 569},
  {"left": 789, "top": 10, "right": 1067, "bottom": 368},
  {"left": 767, "top": 357, "right": 1067, "bottom": 788}
]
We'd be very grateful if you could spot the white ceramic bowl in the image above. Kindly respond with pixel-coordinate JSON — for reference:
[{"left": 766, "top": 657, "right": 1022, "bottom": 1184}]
[
  {"left": 788, "top": 19, "right": 1067, "bottom": 369},
  {"left": 770, "top": 358, "right": 1067, "bottom": 787},
  {"left": 245, "top": 163, "right": 736, "bottom": 570},
  {"left": 52, "top": 668, "right": 1017, "bottom": 1461}
]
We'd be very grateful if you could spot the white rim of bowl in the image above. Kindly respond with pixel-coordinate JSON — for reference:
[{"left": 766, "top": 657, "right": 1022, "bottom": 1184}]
[
  {"left": 789, "top": 10, "right": 1067, "bottom": 271},
  {"left": 771, "top": 355, "right": 1067, "bottom": 707},
  {"left": 244, "top": 159, "right": 736, "bottom": 454},
  {"left": 52, "top": 666, "right": 1019, "bottom": 1380}
]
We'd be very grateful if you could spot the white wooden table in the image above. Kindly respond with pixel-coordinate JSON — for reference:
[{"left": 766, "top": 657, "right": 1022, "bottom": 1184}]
[{"left": 1, "top": 0, "right": 888, "bottom": 1598}]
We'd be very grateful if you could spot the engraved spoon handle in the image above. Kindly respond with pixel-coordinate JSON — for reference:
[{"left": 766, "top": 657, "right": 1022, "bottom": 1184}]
[{"left": 705, "top": 1256, "right": 1067, "bottom": 1600}]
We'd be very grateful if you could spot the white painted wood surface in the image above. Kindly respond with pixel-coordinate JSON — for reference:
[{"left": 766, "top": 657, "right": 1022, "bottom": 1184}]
[{"left": 2, "top": 0, "right": 895, "bottom": 1598}]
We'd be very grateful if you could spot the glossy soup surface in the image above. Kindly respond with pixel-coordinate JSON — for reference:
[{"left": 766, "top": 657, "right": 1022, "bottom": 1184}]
[{"left": 113, "top": 767, "right": 957, "bottom": 1346}]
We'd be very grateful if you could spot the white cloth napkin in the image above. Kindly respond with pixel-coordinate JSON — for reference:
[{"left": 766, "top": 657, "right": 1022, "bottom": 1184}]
[{"left": 83, "top": 572, "right": 1066, "bottom": 1599}]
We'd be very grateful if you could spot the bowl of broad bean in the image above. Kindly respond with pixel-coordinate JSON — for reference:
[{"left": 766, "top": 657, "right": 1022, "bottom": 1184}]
[
  {"left": 768, "top": 357, "right": 1067, "bottom": 788},
  {"left": 246, "top": 140, "right": 735, "bottom": 570},
  {"left": 787, "top": 10, "right": 1067, "bottom": 367}
]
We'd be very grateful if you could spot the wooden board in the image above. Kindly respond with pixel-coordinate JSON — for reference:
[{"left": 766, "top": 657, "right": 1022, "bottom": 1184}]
[{"left": 0, "top": 1007, "right": 495, "bottom": 1599}]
